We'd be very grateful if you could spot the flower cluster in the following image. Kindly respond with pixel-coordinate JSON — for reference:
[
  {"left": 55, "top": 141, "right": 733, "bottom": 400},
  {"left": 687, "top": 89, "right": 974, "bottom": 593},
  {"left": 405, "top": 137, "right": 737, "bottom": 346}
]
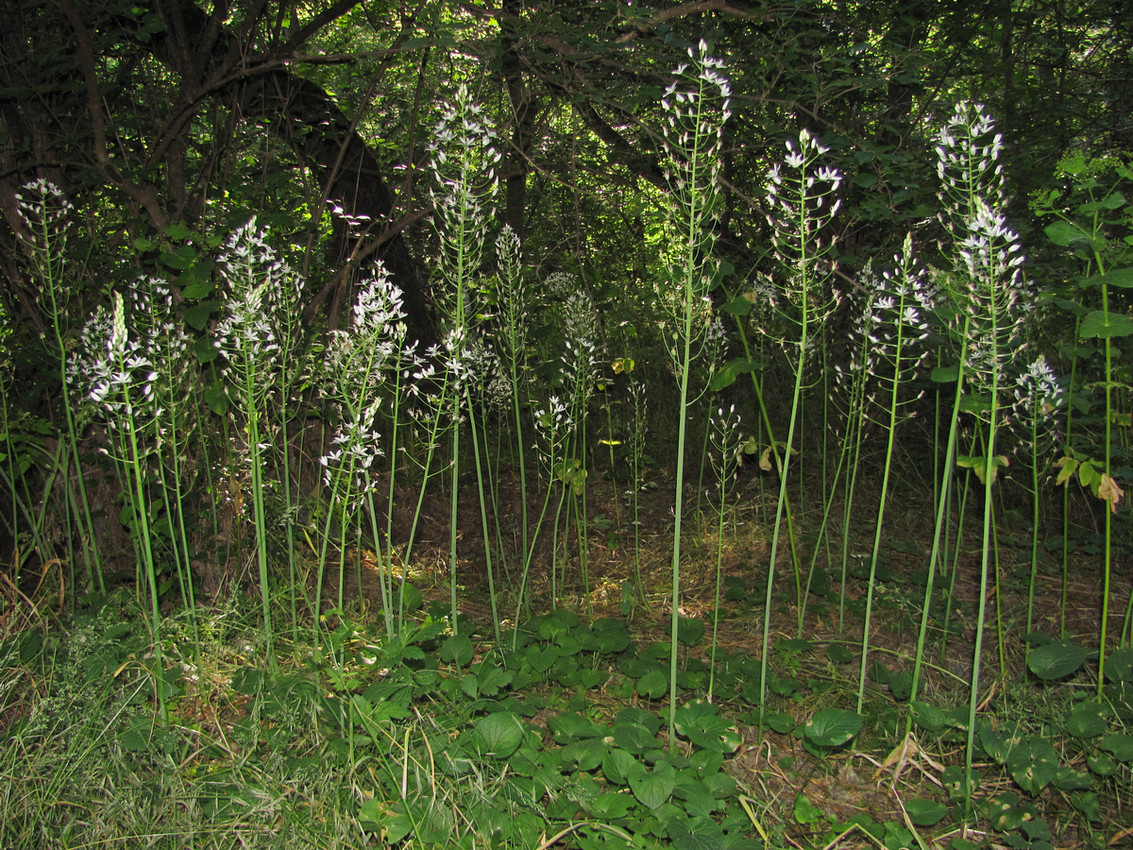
[
  {"left": 855, "top": 236, "right": 937, "bottom": 410},
  {"left": 661, "top": 39, "right": 731, "bottom": 214},
  {"left": 936, "top": 105, "right": 1029, "bottom": 401},
  {"left": 16, "top": 179, "right": 73, "bottom": 275},
  {"left": 323, "top": 266, "right": 408, "bottom": 405},
  {"left": 709, "top": 403, "right": 744, "bottom": 493},
  {"left": 1013, "top": 355, "right": 1064, "bottom": 430},
  {"left": 78, "top": 292, "right": 158, "bottom": 432},
  {"left": 561, "top": 289, "right": 602, "bottom": 408},
  {"left": 659, "top": 41, "right": 731, "bottom": 318},
  {"left": 319, "top": 403, "right": 384, "bottom": 504},
  {"left": 765, "top": 130, "right": 843, "bottom": 296},
  {"left": 429, "top": 84, "right": 500, "bottom": 298},
  {"left": 936, "top": 102, "right": 1007, "bottom": 240},
  {"left": 957, "top": 201, "right": 1030, "bottom": 390},
  {"left": 213, "top": 218, "right": 301, "bottom": 406}
]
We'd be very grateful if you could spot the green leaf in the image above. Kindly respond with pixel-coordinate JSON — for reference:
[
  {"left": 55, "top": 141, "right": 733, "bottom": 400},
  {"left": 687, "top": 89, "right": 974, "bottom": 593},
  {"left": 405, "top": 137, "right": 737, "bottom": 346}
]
[
  {"left": 911, "top": 701, "right": 946, "bottom": 733},
  {"left": 602, "top": 747, "right": 637, "bottom": 785},
  {"left": 548, "top": 711, "right": 602, "bottom": 742},
  {"left": 1044, "top": 220, "right": 1091, "bottom": 247},
  {"left": 803, "top": 709, "right": 862, "bottom": 748},
  {"left": 613, "top": 721, "right": 658, "bottom": 755},
  {"left": 904, "top": 798, "right": 947, "bottom": 826},
  {"left": 677, "top": 616, "right": 705, "bottom": 646},
  {"left": 184, "top": 300, "right": 220, "bottom": 331},
  {"left": 164, "top": 222, "right": 191, "bottom": 240},
  {"left": 930, "top": 362, "right": 959, "bottom": 383},
  {"left": 439, "top": 635, "right": 474, "bottom": 667},
  {"left": 1066, "top": 702, "right": 1107, "bottom": 738},
  {"left": 1080, "top": 310, "right": 1133, "bottom": 339},
  {"left": 1088, "top": 267, "right": 1133, "bottom": 288},
  {"left": 1027, "top": 641, "right": 1089, "bottom": 680},
  {"left": 1099, "top": 734, "right": 1133, "bottom": 762},
  {"left": 637, "top": 669, "right": 668, "bottom": 698},
  {"left": 1052, "top": 766, "right": 1094, "bottom": 791},
  {"left": 525, "top": 644, "right": 557, "bottom": 673},
  {"left": 589, "top": 790, "right": 636, "bottom": 819},
  {"left": 159, "top": 245, "right": 197, "bottom": 270},
  {"left": 826, "top": 644, "right": 853, "bottom": 664},
  {"left": 675, "top": 703, "right": 740, "bottom": 753},
  {"left": 709, "top": 357, "right": 758, "bottom": 392},
  {"left": 793, "top": 793, "right": 824, "bottom": 824},
  {"left": 469, "top": 711, "right": 524, "bottom": 758},
  {"left": 719, "top": 295, "right": 753, "bottom": 316},
  {"left": 1006, "top": 736, "right": 1059, "bottom": 795},
  {"left": 668, "top": 815, "right": 726, "bottom": 850},
  {"left": 627, "top": 759, "right": 675, "bottom": 810}
]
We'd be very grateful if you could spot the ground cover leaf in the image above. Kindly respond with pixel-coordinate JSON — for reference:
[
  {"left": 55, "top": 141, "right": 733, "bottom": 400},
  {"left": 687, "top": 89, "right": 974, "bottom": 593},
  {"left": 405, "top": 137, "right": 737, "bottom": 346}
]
[
  {"left": 469, "top": 711, "right": 524, "bottom": 758},
  {"left": 904, "top": 798, "right": 948, "bottom": 826},
  {"left": 1027, "top": 641, "right": 1089, "bottom": 679},
  {"left": 627, "top": 759, "right": 676, "bottom": 810},
  {"left": 1099, "top": 733, "right": 1133, "bottom": 761},
  {"left": 1066, "top": 702, "right": 1108, "bottom": 738},
  {"left": 803, "top": 709, "right": 862, "bottom": 748}
]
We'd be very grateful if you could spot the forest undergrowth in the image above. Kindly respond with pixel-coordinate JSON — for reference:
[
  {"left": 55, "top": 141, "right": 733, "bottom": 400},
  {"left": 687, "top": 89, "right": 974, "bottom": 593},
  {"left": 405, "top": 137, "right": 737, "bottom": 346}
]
[{"left": 1, "top": 38, "right": 1132, "bottom": 850}]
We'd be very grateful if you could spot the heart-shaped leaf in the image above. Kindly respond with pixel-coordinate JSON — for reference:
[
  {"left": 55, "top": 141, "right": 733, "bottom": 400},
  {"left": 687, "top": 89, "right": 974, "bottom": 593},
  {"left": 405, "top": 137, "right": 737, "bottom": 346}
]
[
  {"left": 469, "top": 711, "right": 524, "bottom": 758},
  {"left": 439, "top": 635, "right": 474, "bottom": 667},
  {"left": 627, "top": 759, "right": 675, "bottom": 810},
  {"left": 803, "top": 709, "right": 862, "bottom": 748},
  {"left": 637, "top": 669, "right": 668, "bottom": 698},
  {"left": 1028, "top": 641, "right": 1089, "bottom": 680},
  {"left": 905, "top": 798, "right": 948, "bottom": 826}
]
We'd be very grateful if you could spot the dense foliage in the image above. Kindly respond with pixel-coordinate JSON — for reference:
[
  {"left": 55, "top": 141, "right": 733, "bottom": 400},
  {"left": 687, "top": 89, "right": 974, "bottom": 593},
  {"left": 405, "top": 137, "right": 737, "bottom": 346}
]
[{"left": 1, "top": 1, "right": 1132, "bottom": 848}]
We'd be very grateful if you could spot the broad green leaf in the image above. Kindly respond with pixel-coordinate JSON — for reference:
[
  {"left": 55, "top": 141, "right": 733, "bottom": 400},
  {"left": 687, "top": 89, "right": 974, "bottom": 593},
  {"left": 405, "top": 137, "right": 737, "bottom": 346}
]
[
  {"left": 904, "top": 798, "right": 947, "bottom": 826},
  {"left": 911, "top": 700, "right": 946, "bottom": 733},
  {"left": 627, "top": 759, "right": 675, "bottom": 810},
  {"left": 185, "top": 299, "right": 219, "bottom": 331},
  {"left": 1086, "top": 267, "right": 1133, "bottom": 289},
  {"left": 637, "top": 669, "right": 668, "bottom": 698},
  {"left": 677, "top": 616, "right": 705, "bottom": 646},
  {"left": 469, "top": 711, "right": 524, "bottom": 758},
  {"left": 439, "top": 635, "right": 474, "bottom": 667},
  {"left": 1027, "top": 641, "right": 1089, "bottom": 680},
  {"left": 1066, "top": 702, "right": 1107, "bottom": 738},
  {"left": 525, "top": 644, "right": 557, "bottom": 673},
  {"left": 930, "top": 362, "right": 959, "bottom": 383},
  {"left": 803, "top": 709, "right": 862, "bottom": 748},
  {"left": 1052, "top": 766, "right": 1094, "bottom": 791},
  {"left": 826, "top": 644, "right": 853, "bottom": 664},
  {"left": 548, "top": 711, "right": 603, "bottom": 742},
  {"left": 667, "top": 815, "right": 726, "bottom": 850},
  {"left": 675, "top": 703, "right": 740, "bottom": 753},
  {"left": 589, "top": 791, "right": 636, "bottom": 818},
  {"left": 1104, "top": 647, "right": 1133, "bottom": 683},
  {"left": 602, "top": 747, "right": 637, "bottom": 785},
  {"left": 1006, "top": 736, "right": 1059, "bottom": 795},
  {"left": 1044, "top": 220, "right": 1091, "bottom": 247},
  {"left": 616, "top": 707, "right": 661, "bottom": 735},
  {"left": 709, "top": 356, "right": 758, "bottom": 391},
  {"left": 793, "top": 793, "right": 824, "bottom": 824},
  {"left": 1099, "top": 734, "right": 1133, "bottom": 762},
  {"left": 164, "top": 222, "right": 191, "bottom": 240},
  {"left": 613, "top": 721, "right": 658, "bottom": 755},
  {"left": 1080, "top": 310, "right": 1133, "bottom": 338}
]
